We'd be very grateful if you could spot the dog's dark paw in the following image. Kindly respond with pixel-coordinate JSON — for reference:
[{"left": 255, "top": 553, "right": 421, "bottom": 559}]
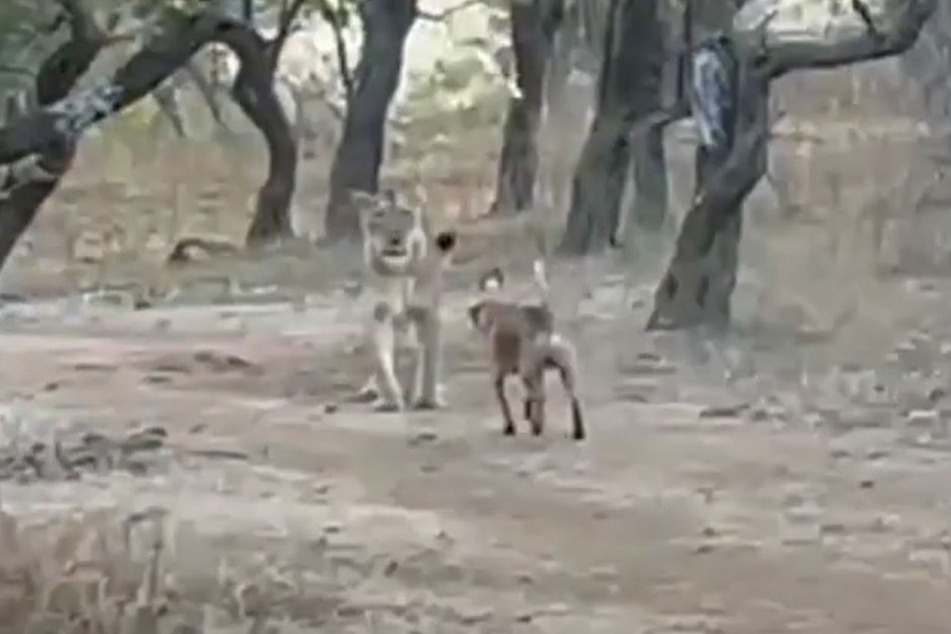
[{"left": 411, "top": 398, "right": 444, "bottom": 411}]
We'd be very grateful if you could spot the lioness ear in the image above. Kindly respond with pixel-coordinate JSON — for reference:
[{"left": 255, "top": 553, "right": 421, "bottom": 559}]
[
  {"left": 350, "top": 190, "right": 379, "bottom": 236},
  {"left": 350, "top": 190, "right": 378, "bottom": 210}
]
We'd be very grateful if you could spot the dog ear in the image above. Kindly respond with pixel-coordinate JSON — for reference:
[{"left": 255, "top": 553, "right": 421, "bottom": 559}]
[{"left": 478, "top": 267, "right": 504, "bottom": 292}]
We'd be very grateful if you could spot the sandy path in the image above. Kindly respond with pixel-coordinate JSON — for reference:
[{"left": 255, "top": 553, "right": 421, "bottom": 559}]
[{"left": 0, "top": 280, "right": 949, "bottom": 633}]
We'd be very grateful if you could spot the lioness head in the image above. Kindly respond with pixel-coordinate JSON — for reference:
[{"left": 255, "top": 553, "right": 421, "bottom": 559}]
[{"left": 353, "top": 189, "right": 427, "bottom": 275}]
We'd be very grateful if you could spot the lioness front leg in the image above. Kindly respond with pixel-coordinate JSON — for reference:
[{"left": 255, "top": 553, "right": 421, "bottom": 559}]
[
  {"left": 409, "top": 307, "right": 445, "bottom": 410},
  {"left": 370, "top": 307, "right": 405, "bottom": 412}
]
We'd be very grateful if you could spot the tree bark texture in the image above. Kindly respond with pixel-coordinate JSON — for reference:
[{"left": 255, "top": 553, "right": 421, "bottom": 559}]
[
  {"left": 0, "top": 10, "right": 298, "bottom": 275},
  {"left": 490, "top": 0, "right": 564, "bottom": 216},
  {"left": 556, "top": 0, "right": 665, "bottom": 255},
  {"left": 324, "top": 0, "right": 416, "bottom": 240},
  {"left": 647, "top": 0, "right": 936, "bottom": 331}
]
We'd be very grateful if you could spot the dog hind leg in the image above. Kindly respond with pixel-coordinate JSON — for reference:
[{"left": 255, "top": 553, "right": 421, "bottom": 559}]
[
  {"left": 495, "top": 373, "right": 516, "bottom": 435},
  {"left": 549, "top": 337, "right": 585, "bottom": 440}
]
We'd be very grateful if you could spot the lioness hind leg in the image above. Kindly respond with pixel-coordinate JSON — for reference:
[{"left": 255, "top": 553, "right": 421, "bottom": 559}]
[{"left": 370, "top": 307, "right": 405, "bottom": 412}]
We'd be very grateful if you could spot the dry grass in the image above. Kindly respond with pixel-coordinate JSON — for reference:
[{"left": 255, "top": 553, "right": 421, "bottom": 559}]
[{"left": 0, "top": 503, "right": 427, "bottom": 634}]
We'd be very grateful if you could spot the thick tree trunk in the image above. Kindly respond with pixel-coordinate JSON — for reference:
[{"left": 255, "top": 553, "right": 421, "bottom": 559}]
[
  {"left": 556, "top": 0, "right": 664, "bottom": 255},
  {"left": 324, "top": 0, "right": 416, "bottom": 240},
  {"left": 0, "top": 11, "right": 297, "bottom": 274},
  {"left": 230, "top": 28, "right": 297, "bottom": 244},
  {"left": 647, "top": 0, "right": 936, "bottom": 331},
  {"left": 490, "top": 0, "right": 564, "bottom": 215},
  {"left": 616, "top": 122, "right": 668, "bottom": 249}
]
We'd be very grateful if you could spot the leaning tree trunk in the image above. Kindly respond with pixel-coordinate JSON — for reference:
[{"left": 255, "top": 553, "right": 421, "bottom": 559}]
[
  {"left": 490, "top": 0, "right": 564, "bottom": 215},
  {"left": 556, "top": 0, "right": 665, "bottom": 255},
  {"left": 647, "top": 0, "right": 937, "bottom": 331},
  {"left": 0, "top": 0, "right": 104, "bottom": 278},
  {"left": 0, "top": 10, "right": 298, "bottom": 274},
  {"left": 648, "top": 36, "right": 766, "bottom": 331},
  {"left": 324, "top": 0, "right": 416, "bottom": 240}
]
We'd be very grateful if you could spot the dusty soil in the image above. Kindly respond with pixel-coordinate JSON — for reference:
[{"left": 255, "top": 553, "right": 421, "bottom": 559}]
[{"left": 1, "top": 234, "right": 950, "bottom": 633}]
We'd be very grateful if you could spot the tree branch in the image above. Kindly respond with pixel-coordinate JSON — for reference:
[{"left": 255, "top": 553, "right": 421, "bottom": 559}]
[
  {"left": 316, "top": 0, "right": 355, "bottom": 104},
  {"left": 733, "top": 0, "right": 937, "bottom": 76},
  {"left": 0, "top": 66, "right": 34, "bottom": 78},
  {"left": 181, "top": 59, "right": 229, "bottom": 130},
  {"left": 267, "top": 0, "right": 308, "bottom": 75},
  {"left": 417, "top": 0, "right": 484, "bottom": 22}
]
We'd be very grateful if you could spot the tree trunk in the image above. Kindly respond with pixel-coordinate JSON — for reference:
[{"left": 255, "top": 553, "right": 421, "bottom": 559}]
[
  {"left": 647, "top": 37, "right": 767, "bottom": 331},
  {"left": 230, "top": 28, "right": 297, "bottom": 244},
  {"left": 490, "top": 0, "right": 564, "bottom": 216},
  {"left": 0, "top": 3, "right": 103, "bottom": 278},
  {"left": 0, "top": 11, "right": 297, "bottom": 274},
  {"left": 617, "top": 122, "right": 668, "bottom": 249},
  {"left": 648, "top": 0, "right": 936, "bottom": 331},
  {"left": 556, "top": 0, "right": 665, "bottom": 255},
  {"left": 324, "top": 0, "right": 416, "bottom": 240}
]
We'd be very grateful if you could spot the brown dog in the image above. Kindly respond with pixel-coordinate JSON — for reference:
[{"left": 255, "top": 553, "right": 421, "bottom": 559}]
[{"left": 467, "top": 261, "right": 585, "bottom": 440}]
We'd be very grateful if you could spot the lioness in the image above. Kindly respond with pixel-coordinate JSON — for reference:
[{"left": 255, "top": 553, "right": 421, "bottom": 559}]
[{"left": 353, "top": 189, "right": 457, "bottom": 412}]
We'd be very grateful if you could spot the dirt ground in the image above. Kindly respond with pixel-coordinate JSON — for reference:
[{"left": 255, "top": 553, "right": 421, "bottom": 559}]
[{"left": 1, "top": 79, "right": 951, "bottom": 631}]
